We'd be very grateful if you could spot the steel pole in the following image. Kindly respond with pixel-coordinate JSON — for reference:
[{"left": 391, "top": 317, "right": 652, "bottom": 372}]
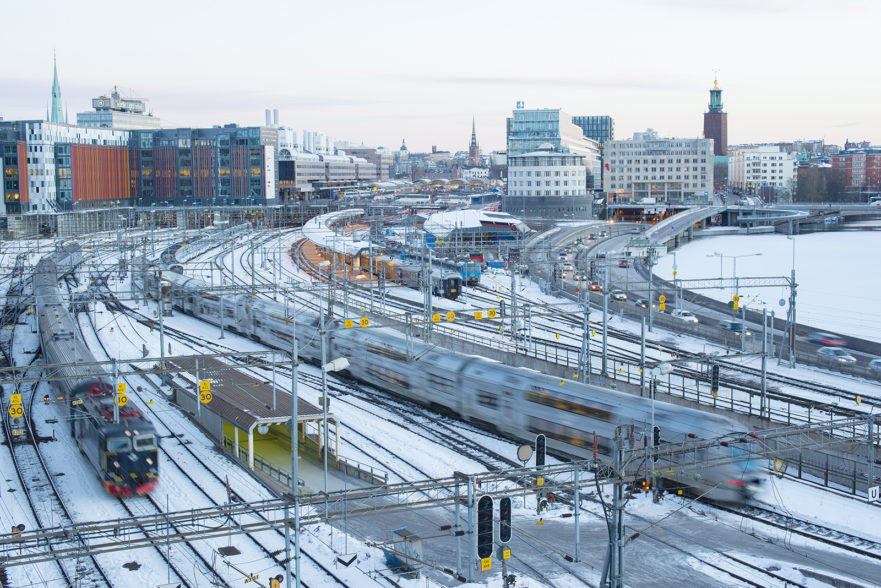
[
  {"left": 761, "top": 308, "right": 767, "bottom": 418},
  {"left": 291, "top": 324, "right": 301, "bottom": 588},
  {"left": 467, "top": 476, "right": 475, "bottom": 582},
  {"left": 640, "top": 317, "right": 646, "bottom": 397}
]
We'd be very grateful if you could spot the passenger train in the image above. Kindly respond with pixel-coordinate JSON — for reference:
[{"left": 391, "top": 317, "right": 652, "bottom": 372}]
[
  {"left": 35, "top": 245, "right": 158, "bottom": 496},
  {"left": 139, "top": 250, "right": 764, "bottom": 502}
]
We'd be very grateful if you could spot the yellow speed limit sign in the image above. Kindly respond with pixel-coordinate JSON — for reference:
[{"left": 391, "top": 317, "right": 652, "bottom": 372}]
[
  {"left": 200, "top": 391, "right": 213, "bottom": 404},
  {"left": 658, "top": 295, "right": 666, "bottom": 303},
  {"left": 115, "top": 394, "right": 128, "bottom": 407},
  {"left": 446, "top": 311, "right": 455, "bottom": 322},
  {"left": 359, "top": 317, "right": 370, "bottom": 328},
  {"left": 8, "top": 404, "right": 23, "bottom": 418},
  {"left": 487, "top": 308, "right": 497, "bottom": 319}
]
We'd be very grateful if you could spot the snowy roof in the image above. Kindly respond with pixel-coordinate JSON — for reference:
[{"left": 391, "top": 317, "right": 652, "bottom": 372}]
[
  {"left": 301, "top": 209, "right": 372, "bottom": 256},
  {"left": 423, "top": 209, "right": 530, "bottom": 238}
]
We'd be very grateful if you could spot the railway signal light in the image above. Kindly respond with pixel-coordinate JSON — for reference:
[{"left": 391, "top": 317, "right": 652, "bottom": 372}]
[
  {"left": 499, "top": 496, "right": 512, "bottom": 543},
  {"left": 476, "top": 495, "right": 494, "bottom": 560},
  {"left": 535, "top": 434, "right": 546, "bottom": 468},
  {"left": 711, "top": 364, "right": 720, "bottom": 394},
  {"left": 652, "top": 426, "right": 661, "bottom": 462}
]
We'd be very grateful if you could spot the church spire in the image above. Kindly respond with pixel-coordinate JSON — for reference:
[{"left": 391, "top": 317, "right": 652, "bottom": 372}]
[
  {"left": 468, "top": 116, "right": 480, "bottom": 166},
  {"left": 50, "top": 53, "right": 64, "bottom": 124}
]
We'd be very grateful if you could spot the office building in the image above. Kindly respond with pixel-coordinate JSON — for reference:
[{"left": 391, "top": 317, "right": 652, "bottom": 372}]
[
  {"left": 338, "top": 144, "right": 393, "bottom": 181},
  {"left": 504, "top": 143, "right": 593, "bottom": 221},
  {"left": 604, "top": 129, "right": 714, "bottom": 202},
  {"left": 572, "top": 115, "right": 614, "bottom": 144},
  {"left": 506, "top": 108, "right": 601, "bottom": 189},
  {"left": 77, "top": 86, "right": 161, "bottom": 130},
  {"left": 1, "top": 120, "right": 131, "bottom": 214},
  {"left": 703, "top": 74, "right": 728, "bottom": 156}
]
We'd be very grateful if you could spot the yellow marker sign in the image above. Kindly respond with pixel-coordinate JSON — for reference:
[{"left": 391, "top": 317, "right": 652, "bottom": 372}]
[
  {"left": 446, "top": 311, "right": 455, "bottom": 321},
  {"left": 502, "top": 549, "right": 511, "bottom": 560},
  {"left": 857, "top": 396, "right": 862, "bottom": 404},
  {"left": 480, "top": 558, "right": 492, "bottom": 571},
  {"left": 344, "top": 319, "right": 354, "bottom": 329},
  {"left": 487, "top": 308, "right": 497, "bottom": 319},
  {"left": 537, "top": 477, "right": 544, "bottom": 486},
  {"left": 432, "top": 314, "right": 441, "bottom": 323},
  {"left": 733, "top": 295, "right": 740, "bottom": 303},
  {"left": 733, "top": 303, "right": 739, "bottom": 310},
  {"left": 536, "top": 520, "right": 545, "bottom": 525},
  {"left": 474, "top": 311, "right": 483, "bottom": 320},
  {"left": 659, "top": 303, "right": 666, "bottom": 311},
  {"left": 555, "top": 333, "right": 560, "bottom": 340},
  {"left": 200, "top": 391, "right": 213, "bottom": 404},
  {"left": 672, "top": 271, "right": 677, "bottom": 276},
  {"left": 659, "top": 295, "right": 666, "bottom": 303},
  {"left": 591, "top": 330, "right": 596, "bottom": 337},
  {"left": 117, "top": 382, "right": 126, "bottom": 395},
  {"left": 115, "top": 394, "right": 128, "bottom": 407},
  {"left": 8, "top": 405, "right": 23, "bottom": 418},
  {"left": 200, "top": 380, "right": 211, "bottom": 392},
  {"left": 10, "top": 393, "right": 22, "bottom": 405},
  {"left": 359, "top": 317, "right": 370, "bottom": 328}
]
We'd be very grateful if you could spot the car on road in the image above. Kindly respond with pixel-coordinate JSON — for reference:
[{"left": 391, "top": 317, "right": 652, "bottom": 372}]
[
  {"left": 634, "top": 298, "right": 650, "bottom": 309},
  {"left": 869, "top": 359, "right": 881, "bottom": 374},
  {"left": 610, "top": 290, "right": 627, "bottom": 302},
  {"left": 670, "top": 309, "right": 699, "bottom": 323},
  {"left": 806, "top": 332, "right": 847, "bottom": 346},
  {"left": 588, "top": 233, "right": 597, "bottom": 240},
  {"left": 618, "top": 259, "right": 631, "bottom": 268},
  {"left": 589, "top": 281, "right": 603, "bottom": 292},
  {"left": 629, "top": 227, "right": 641, "bottom": 234},
  {"left": 599, "top": 230, "right": 609, "bottom": 238},
  {"left": 719, "top": 320, "right": 749, "bottom": 335},
  {"left": 817, "top": 347, "right": 856, "bottom": 363}
]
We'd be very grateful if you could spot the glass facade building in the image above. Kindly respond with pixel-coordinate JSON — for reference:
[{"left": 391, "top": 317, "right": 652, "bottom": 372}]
[{"left": 571, "top": 115, "right": 614, "bottom": 145}]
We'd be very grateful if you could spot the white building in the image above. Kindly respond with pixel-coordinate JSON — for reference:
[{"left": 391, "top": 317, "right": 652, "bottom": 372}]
[
  {"left": 728, "top": 145, "right": 797, "bottom": 197},
  {"left": 461, "top": 167, "right": 489, "bottom": 181},
  {"left": 503, "top": 143, "right": 592, "bottom": 221},
  {"left": 604, "top": 129, "right": 714, "bottom": 202},
  {"left": 76, "top": 87, "right": 160, "bottom": 130}
]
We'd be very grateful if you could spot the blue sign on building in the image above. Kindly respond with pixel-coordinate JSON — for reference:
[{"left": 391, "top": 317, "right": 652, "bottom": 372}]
[{"left": 515, "top": 101, "right": 525, "bottom": 109}]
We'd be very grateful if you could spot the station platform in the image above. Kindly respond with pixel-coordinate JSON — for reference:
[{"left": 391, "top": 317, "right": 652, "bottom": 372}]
[{"left": 165, "top": 355, "right": 385, "bottom": 491}]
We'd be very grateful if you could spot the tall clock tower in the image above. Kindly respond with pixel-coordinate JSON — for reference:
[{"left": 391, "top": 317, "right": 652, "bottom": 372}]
[{"left": 703, "top": 72, "right": 727, "bottom": 156}]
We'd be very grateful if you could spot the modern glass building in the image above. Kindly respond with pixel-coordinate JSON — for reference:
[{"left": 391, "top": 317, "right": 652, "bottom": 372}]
[{"left": 572, "top": 115, "right": 615, "bottom": 145}]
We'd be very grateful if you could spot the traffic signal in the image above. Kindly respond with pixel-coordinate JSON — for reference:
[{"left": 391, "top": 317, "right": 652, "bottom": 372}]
[
  {"left": 711, "top": 364, "right": 720, "bottom": 394},
  {"left": 476, "top": 495, "right": 494, "bottom": 559},
  {"left": 535, "top": 434, "right": 546, "bottom": 468},
  {"left": 652, "top": 426, "right": 661, "bottom": 462},
  {"left": 499, "top": 496, "right": 512, "bottom": 543}
]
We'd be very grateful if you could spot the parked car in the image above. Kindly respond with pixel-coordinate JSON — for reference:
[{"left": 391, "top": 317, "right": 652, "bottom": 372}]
[
  {"left": 610, "top": 290, "right": 627, "bottom": 302},
  {"left": 817, "top": 347, "right": 856, "bottom": 363},
  {"left": 719, "top": 320, "right": 749, "bottom": 335},
  {"left": 634, "top": 298, "right": 650, "bottom": 309},
  {"left": 806, "top": 332, "right": 847, "bottom": 346},
  {"left": 670, "top": 309, "right": 699, "bottom": 323},
  {"left": 869, "top": 359, "right": 881, "bottom": 374}
]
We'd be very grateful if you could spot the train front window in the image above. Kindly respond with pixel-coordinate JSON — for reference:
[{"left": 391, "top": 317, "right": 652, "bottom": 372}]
[
  {"left": 107, "top": 437, "right": 131, "bottom": 452},
  {"left": 134, "top": 434, "right": 157, "bottom": 451}
]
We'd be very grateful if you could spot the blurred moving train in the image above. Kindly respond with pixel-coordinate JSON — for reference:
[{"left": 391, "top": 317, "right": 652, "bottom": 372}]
[
  {"left": 139, "top": 249, "right": 764, "bottom": 502},
  {"left": 35, "top": 244, "right": 158, "bottom": 496}
]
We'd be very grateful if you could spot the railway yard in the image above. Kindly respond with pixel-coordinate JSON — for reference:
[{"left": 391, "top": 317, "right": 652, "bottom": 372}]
[{"left": 1, "top": 212, "right": 880, "bottom": 588}]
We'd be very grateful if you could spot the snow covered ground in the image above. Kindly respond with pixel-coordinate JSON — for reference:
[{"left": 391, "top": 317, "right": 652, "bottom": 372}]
[{"left": 655, "top": 232, "right": 881, "bottom": 341}]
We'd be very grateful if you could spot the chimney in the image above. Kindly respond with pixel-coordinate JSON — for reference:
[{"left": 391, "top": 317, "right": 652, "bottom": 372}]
[
  {"left": 265, "top": 109, "right": 271, "bottom": 127},
  {"left": 273, "top": 109, "right": 279, "bottom": 127}
]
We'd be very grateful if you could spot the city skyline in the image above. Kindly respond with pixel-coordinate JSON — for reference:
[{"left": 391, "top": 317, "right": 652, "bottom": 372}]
[{"left": 1, "top": 0, "right": 878, "bottom": 152}]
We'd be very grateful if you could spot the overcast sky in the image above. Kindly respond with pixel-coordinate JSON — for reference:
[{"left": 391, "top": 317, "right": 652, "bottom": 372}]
[{"left": 1, "top": 0, "right": 878, "bottom": 153}]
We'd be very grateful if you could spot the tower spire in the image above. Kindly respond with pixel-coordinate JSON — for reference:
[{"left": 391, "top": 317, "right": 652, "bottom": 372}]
[
  {"left": 50, "top": 53, "right": 64, "bottom": 124},
  {"left": 468, "top": 116, "right": 480, "bottom": 166}
]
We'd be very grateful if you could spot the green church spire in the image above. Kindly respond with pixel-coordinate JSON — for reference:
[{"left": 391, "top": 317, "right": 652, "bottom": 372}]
[{"left": 50, "top": 53, "right": 64, "bottom": 124}]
